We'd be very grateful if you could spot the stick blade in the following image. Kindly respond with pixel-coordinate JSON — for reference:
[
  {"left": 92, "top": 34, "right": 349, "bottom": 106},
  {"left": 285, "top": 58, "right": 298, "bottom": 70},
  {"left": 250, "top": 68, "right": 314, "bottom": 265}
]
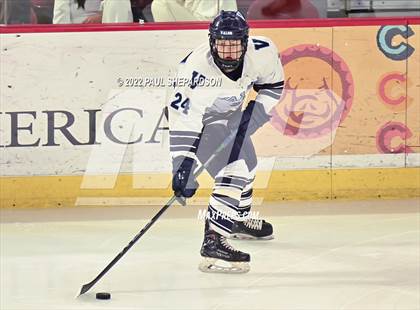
[
  {"left": 175, "top": 196, "right": 186, "bottom": 206},
  {"left": 78, "top": 281, "right": 95, "bottom": 297}
]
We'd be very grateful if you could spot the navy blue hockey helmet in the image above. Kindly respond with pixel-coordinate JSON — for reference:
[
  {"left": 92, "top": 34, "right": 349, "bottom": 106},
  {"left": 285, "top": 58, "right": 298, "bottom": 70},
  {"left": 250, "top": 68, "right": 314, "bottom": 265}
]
[{"left": 209, "top": 11, "right": 249, "bottom": 72}]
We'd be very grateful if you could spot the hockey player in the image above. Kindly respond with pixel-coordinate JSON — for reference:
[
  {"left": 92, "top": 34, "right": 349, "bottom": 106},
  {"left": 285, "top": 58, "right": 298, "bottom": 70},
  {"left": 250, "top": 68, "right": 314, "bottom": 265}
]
[{"left": 169, "top": 11, "right": 284, "bottom": 273}]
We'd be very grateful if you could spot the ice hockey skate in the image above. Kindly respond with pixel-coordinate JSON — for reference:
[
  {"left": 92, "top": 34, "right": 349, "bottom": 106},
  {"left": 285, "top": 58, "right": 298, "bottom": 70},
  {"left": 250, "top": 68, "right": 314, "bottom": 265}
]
[
  {"left": 199, "top": 224, "right": 250, "bottom": 274},
  {"left": 230, "top": 218, "right": 274, "bottom": 240}
]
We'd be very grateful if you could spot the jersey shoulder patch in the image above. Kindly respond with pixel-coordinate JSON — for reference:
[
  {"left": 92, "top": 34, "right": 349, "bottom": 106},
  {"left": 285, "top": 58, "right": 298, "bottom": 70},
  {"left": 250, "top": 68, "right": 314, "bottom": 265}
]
[
  {"left": 180, "top": 51, "right": 193, "bottom": 64},
  {"left": 183, "top": 42, "right": 210, "bottom": 66},
  {"left": 177, "top": 42, "right": 215, "bottom": 79},
  {"left": 249, "top": 36, "right": 277, "bottom": 53}
]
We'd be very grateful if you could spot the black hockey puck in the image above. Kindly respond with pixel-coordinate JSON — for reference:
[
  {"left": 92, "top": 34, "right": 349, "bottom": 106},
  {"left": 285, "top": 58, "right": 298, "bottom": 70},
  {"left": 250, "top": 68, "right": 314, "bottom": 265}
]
[{"left": 96, "top": 292, "right": 111, "bottom": 300}]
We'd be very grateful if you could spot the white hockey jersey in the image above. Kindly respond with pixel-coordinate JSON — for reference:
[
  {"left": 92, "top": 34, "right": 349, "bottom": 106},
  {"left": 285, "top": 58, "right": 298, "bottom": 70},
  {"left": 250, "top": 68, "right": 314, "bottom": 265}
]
[{"left": 169, "top": 36, "right": 284, "bottom": 161}]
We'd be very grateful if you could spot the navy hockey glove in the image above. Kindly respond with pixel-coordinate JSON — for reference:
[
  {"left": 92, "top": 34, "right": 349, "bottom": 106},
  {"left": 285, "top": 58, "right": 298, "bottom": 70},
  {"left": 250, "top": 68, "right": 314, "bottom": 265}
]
[
  {"left": 229, "top": 100, "right": 271, "bottom": 137},
  {"left": 172, "top": 157, "right": 199, "bottom": 198}
]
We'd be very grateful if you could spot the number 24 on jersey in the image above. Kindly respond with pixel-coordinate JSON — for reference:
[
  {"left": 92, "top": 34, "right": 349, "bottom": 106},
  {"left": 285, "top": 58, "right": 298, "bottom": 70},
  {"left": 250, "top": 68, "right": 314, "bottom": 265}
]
[{"left": 170, "top": 92, "right": 190, "bottom": 115}]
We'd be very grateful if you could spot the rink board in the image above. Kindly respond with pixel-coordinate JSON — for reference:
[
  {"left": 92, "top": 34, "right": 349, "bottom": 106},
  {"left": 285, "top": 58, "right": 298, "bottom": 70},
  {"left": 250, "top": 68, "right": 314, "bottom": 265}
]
[
  {"left": 1, "top": 18, "right": 419, "bottom": 207},
  {"left": 1, "top": 168, "right": 419, "bottom": 208}
]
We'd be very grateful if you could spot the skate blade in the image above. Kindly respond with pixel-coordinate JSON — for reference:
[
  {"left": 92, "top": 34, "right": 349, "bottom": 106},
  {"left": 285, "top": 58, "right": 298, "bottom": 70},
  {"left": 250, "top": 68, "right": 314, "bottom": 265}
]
[
  {"left": 230, "top": 233, "right": 274, "bottom": 240},
  {"left": 198, "top": 258, "right": 250, "bottom": 274}
]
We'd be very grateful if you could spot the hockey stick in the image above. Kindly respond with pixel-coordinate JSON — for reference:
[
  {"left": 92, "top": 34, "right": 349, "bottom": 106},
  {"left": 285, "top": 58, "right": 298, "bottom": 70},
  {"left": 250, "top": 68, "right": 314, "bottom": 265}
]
[{"left": 78, "top": 129, "right": 238, "bottom": 296}]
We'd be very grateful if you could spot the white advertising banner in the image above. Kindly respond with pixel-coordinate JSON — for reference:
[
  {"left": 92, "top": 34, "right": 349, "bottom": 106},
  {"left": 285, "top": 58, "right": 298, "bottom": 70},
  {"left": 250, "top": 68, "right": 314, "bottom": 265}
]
[{"left": 1, "top": 30, "right": 207, "bottom": 177}]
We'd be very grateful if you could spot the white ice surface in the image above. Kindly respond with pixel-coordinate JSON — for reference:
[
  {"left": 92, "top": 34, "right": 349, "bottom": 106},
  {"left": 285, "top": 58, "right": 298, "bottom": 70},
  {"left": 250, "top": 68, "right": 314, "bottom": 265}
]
[{"left": 1, "top": 200, "right": 419, "bottom": 310}]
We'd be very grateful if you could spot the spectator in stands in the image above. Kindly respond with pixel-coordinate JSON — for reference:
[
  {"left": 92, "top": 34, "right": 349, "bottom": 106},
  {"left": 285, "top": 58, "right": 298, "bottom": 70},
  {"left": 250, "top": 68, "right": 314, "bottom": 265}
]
[
  {"left": 32, "top": 0, "right": 55, "bottom": 24},
  {"left": 131, "top": 0, "right": 152, "bottom": 22},
  {"left": 151, "top": 0, "right": 237, "bottom": 22},
  {"left": 248, "top": 0, "right": 319, "bottom": 19},
  {"left": 100, "top": 0, "right": 153, "bottom": 23},
  {"left": 102, "top": 0, "right": 132, "bottom": 23},
  {"left": 53, "top": 0, "right": 102, "bottom": 24}
]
